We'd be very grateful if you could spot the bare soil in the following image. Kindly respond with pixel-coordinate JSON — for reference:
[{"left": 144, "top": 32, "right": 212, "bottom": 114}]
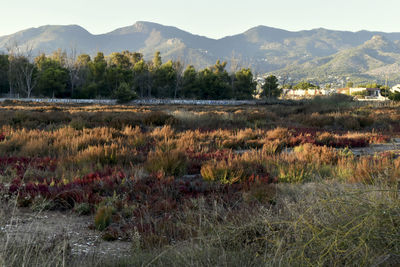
[{"left": 0, "top": 205, "right": 132, "bottom": 259}]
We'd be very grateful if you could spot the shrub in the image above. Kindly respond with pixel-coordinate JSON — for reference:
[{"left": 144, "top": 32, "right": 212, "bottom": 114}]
[
  {"left": 336, "top": 115, "right": 360, "bottom": 130},
  {"left": 200, "top": 160, "right": 244, "bottom": 184},
  {"left": 389, "top": 92, "right": 400, "bottom": 101},
  {"left": 94, "top": 206, "right": 113, "bottom": 231},
  {"left": 145, "top": 148, "right": 187, "bottom": 177},
  {"left": 114, "top": 82, "right": 137, "bottom": 104},
  {"left": 294, "top": 143, "right": 338, "bottom": 165},
  {"left": 278, "top": 162, "right": 313, "bottom": 183},
  {"left": 74, "top": 202, "right": 92, "bottom": 215},
  {"left": 262, "top": 140, "right": 284, "bottom": 155},
  {"left": 316, "top": 132, "right": 335, "bottom": 146},
  {"left": 144, "top": 112, "right": 174, "bottom": 126},
  {"left": 69, "top": 117, "right": 86, "bottom": 130}
]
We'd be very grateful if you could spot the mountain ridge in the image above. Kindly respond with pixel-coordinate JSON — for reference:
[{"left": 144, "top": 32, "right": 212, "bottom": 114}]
[{"left": 1, "top": 21, "right": 400, "bottom": 84}]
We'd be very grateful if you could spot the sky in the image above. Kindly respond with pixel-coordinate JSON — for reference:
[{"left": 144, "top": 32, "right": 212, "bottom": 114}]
[{"left": 1, "top": 0, "right": 399, "bottom": 39}]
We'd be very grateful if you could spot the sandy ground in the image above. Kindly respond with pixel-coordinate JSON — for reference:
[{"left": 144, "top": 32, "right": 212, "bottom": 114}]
[
  {"left": 0, "top": 205, "right": 132, "bottom": 260},
  {"left": 351, "top": 138, "right": 400, "bottom": 156}
]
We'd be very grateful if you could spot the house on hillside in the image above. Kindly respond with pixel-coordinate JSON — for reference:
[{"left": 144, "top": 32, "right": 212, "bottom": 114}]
[
  {"left": 339, "top": 87, "right": 387, "bottom": 100},
  {"left": 336, "top": 88, "right": 350, "bottom": 95},
  {"left": 283, "top": 89, "right": 331, "bottom": 99}
]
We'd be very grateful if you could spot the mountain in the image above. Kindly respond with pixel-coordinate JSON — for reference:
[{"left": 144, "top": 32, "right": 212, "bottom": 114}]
[
  {"left": 1, "top": 21, "right": 400, "bottom": 84},
  {"left": 272, "top": 35, "right": 400, "bottom": 84}
]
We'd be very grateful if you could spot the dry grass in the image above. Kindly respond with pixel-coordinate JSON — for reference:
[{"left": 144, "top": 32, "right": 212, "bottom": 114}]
[{"left": 0, "top": 101, "right": 399, "bottom": 266}]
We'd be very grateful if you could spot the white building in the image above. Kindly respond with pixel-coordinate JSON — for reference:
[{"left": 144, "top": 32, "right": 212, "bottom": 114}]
[{"left": 391, "top": 84, "right": 400, "bottom": 93}]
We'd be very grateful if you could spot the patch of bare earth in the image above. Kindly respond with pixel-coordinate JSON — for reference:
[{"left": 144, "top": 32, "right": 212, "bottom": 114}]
[{"left": 0, "top": 204, "right": 132, "bottom": 260}]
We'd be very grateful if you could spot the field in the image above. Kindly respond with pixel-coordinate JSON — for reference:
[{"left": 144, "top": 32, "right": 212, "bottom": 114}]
[{"left": 0, "top": 95, "right": 399, "bottom": 266}]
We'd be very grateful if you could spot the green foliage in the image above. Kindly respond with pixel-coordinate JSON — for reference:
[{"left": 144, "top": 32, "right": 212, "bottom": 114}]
[
  {"left": 0, "top": 54, "right": 9, "bottom": 94},
  {"left": 389, "top": 91, "right": 400, "bottom": 101},
  {"left": 114, "top": 82, "right": 137, "bottom": 103},
  {"left": 293, "top": 80, "right": 319, "bottom": 90},
  {"left": 94, "top": 206, "right": 113, "bottom": 231},
  {"left": 35, "top": 54, "right": 69, "bottom": 97},
  {"left": 262, "top": 75, "right": 281, "bottom": 98},
  {"left": 153, "top": 60, "right": 177, "bottom": 98},
  {"left": 74, "top": 202, "right": 92, "bottom": 215},
  {"left": 152, "top": 51, "right": 162, "bottom": 69},
  {"left": 351, "top": 90, "right": 368, "bottom": 97},
  {"left": 2, "top": 49, "right": 256, "bottom": 100},
  {"left": 195, "top": 60, "right": 232, "bottom": 100},
  {"left": 233, "top": 68, "right": 257, "bottom": 99},
  {"left": 181, "top": 65, "right": 198, "bottom": 98}
]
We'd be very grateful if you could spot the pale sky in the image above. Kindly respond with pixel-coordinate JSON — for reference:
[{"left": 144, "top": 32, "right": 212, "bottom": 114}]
[{"left": 1, "top": 0, "right": 399, "bottom": 38}]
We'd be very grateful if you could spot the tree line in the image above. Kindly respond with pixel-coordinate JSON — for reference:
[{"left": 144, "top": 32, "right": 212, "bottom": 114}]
[{"left": 0, "top": 47, "right": 280, "bottom": 101}]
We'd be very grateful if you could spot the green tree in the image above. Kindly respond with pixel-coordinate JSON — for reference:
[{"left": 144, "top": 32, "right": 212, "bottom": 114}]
[
  {"left": 152, "top": 60, "right": 177, "bottom": 98},
  {"left": 389, "top": 91, "right": 400, "bottom": 101},
  {"left": 262, "top": 75, "right": 281, "bottom": 99},
  {"left": 87, "top": 52, "right": 108, "bottom": 97},
  {"left": 181, "top": 65, "right": 198, "bottom": 99},
  {"left": 152, "top": 51, "right": 162, "bottom": 69},
  {"left": 35, "top": 53, "right": 69, "bottom": 97},
  {"left": 71, "top": 54, "right": 92, "bottom": 98},
  {"left": 197, "top": 61, "right": 231, "bottom": 100},
  {"left": 346, "top": 81, "right": 354, "bottom": 88},
  {"left": 0, "top": 54, "right": 9, "bottom": 95},
  {"left": 293, "top": 81, "right": 319, "bottom": 90},
  {"left": 232, "top": 68, "right": 256, "bottom": 99},
  {"left": 133, "top": 59, "right": 150, "bottom": 97},
  {"left": 113, "top": 82, "right": 137, "bottom": 103}
]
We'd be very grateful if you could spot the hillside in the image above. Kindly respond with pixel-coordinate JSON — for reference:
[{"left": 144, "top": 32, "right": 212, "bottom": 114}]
[
  {"left": 272, "top": 35, "right": 400, "bottom": 84},
  {"left": 1, "top": 21, "right": 400, "bottom": 83}
]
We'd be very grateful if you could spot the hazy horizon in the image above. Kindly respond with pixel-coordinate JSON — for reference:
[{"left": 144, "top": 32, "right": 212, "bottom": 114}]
[{"left": 1, "top": 0, "right": 399, "bottom": 39}]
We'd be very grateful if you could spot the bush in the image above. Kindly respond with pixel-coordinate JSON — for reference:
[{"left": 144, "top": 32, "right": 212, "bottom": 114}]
[
  {"left": 114, "top": 82, "right": 138, "bottom": 104},
  {"left": 200, "top": 160, "right": 244, "bottom": 184},
  {"left": 389, "top": 92, "right": 400, "bottom": 101},
  {"left": 145, "top": 147, "right": 187, "bottom": 177},
  {"left": 94, "top": 206, "right": 113, "bottom": 231}
]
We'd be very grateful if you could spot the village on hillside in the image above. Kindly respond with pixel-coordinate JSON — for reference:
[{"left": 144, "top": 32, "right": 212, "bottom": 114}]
[{"left": 255, "top": 76, "right": 400, "bottom": 100}]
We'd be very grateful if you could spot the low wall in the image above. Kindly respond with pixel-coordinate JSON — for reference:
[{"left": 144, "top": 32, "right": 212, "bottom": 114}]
[{"left": 0, "top": 98, "right": 269, "bottom": 106}]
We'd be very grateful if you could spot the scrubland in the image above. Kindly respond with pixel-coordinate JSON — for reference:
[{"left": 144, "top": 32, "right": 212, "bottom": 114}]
[{"left": 0, "top": 96, "right": 399, "bottom": 266}]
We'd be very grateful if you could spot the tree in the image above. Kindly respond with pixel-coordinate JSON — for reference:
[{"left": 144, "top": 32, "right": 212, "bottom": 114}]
[
  {"left": 197, "top": 60, "right": 231, "bottom": 99},
  {"left": 229, "top": 52, "right": 241, "bottom": 98},
  {"left": 7, "top": 42, "right": 37, "bottom": 98},
  {"left": 233, "top": 68, "right": 256, "bottom": 99},
  {"left": 65, "top": 48, "right": 81, "bottom": 98},
  {"left": 262, "top": 75, "right": 281, "bottom": 99},
  {"left": 133, "top": 59, "right": 150, "bottom": 98},
  {"left": 152, "top": 60, "right": 177, "bottom": 98},
  {"left": 35, "top": 53, "right": 69, "bottom": 97},
  {"left": 114, "top": 82, "right": 137, "bottom": 103},
  {"left": 0, "top": 54, "right": 9, "bottom": 95},
  {"left": 152, "top": 51, "right": 162, "bottom": 69},
  {"left": 346, "top": 81, "right": 354, "bottom": 88},
  {"left": 389, "top": 91, "right": 400, "bottom": 101},
  {"left": 293, "top": 81, "right": 319, "bottom": 90},
  {"left": 182, "top": 65, "right": 198, "bottom": 99},
  {"left": 87, "top": 52, "right": 108, "bottom": 97},
  {"left": 173, "top": 60, "right": 185, "bottom": 99}
]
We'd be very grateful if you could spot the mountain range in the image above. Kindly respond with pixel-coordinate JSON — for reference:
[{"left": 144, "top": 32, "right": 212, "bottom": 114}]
[{"left": 1, "top": 21, "right": 400, "bottom": 85}]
